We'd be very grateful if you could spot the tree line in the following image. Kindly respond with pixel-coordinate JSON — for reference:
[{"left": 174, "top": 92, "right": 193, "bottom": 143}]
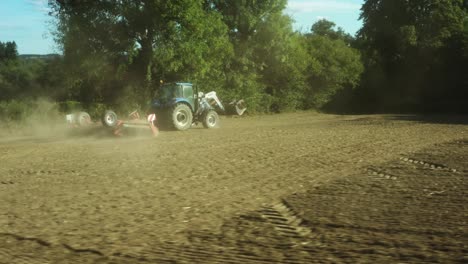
[{"left": 0, "top": 0, "right": 466, "bottom": 118}]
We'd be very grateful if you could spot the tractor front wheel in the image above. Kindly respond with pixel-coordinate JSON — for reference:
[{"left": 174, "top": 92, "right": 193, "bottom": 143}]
[
  {"left": 171, "top": 103, "right": 193, "bottom": 131},
  {"left": 202, "top": 110, "right": 219, "bottom": 129}
]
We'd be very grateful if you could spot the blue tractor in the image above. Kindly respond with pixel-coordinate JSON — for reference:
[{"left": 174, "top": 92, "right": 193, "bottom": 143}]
[{"left": 150, "top": 82, "right": 246, "bottom": 131}]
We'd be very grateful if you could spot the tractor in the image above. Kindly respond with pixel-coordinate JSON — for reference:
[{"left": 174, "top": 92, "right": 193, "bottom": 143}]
[
  {"left": 97, "top": 82, "right": 246, "bottom": 134},
  {"left": 150, "top": 82, "right": 246, "bottom": 131}
]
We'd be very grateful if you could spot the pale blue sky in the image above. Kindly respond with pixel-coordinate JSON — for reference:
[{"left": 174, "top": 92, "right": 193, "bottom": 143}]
[
  {"left": 0, "top": 0, "right": 364, "bottom": 54},
  {"left": 286, "top": 0, "right": 364, "bottom": 33}
]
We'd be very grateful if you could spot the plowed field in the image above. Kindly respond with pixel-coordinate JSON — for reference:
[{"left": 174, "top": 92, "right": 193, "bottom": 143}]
[{"left": 1, "top": 113, "right": 467, "bottom": 263}]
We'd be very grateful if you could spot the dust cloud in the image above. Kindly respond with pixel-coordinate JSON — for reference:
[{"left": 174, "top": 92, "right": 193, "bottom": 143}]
[{"left": 0, "top": 99, "right": 70, "bottom": 140}]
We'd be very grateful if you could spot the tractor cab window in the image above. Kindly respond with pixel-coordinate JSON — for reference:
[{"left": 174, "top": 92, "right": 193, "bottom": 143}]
[
  {"left": 183, "top": 85, "right": 193, "bottom": 100},
  {"left": 174, "top": 85, "right": 183, "bottom": 98},
  {"left": 159, "top": 84, "right": 174, "bottom": 100},
  {"left": 159, "top": 84, "right": 181, "bottom": 101}
]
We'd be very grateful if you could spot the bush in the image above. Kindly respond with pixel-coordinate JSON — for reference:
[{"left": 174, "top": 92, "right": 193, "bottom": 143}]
[
  {"left": 0, "top": 99, "right": 59, "bottom": 122},
  {"left": 0, "top": 100, "right": 33, "bottom": 122},
  {"left": 58, "top": 101, "right": 82, "bottom": 113},
  {"left": 85, "top": 103, "right": 107, "bottom": 120}
]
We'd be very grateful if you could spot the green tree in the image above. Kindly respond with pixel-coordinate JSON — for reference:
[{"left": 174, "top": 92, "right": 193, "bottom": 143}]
[
  {"left": 311, "top": 19, "right": 353, "bottom": 44},
  {"left": 0, "top": 41, "right": 18, "bottom": 61},
  {"left": 358, "top": 0, "right": 467, "bottom": 112},
  {"left": 49, "top": 0, "right": 231, "bottom": 107},
  {"left": 253, "top": 13, "right": 308, "bottom": 112},
  {"left": 209, "top": 0, "right": 301, "bottom": 112},
  {"left": 303, "top": 20, "right": 363, "bottom": 109},
  {"left": 209, "top": 0, "right": 287, "bottom": 43},
  {"left": 0, "top": 57, "right": 56, "bottom": 101},
  {"left": 0, "top": 43, "right": 31, "bottom": 101}
]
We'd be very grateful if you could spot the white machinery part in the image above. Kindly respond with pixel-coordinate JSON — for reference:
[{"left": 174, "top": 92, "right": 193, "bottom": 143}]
[
  {"left": 147, "top": 113, "right": 156, "bottom": 123},
  {"left": 204, "top": 91, "right": 225, "bottom": 111},
  {"left": 66, "top": 114, "right": 74, "bottom": 124}
]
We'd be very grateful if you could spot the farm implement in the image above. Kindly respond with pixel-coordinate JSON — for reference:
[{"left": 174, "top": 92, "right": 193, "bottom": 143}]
[{"left": 66, "top": 82, "right": 247, "bottom": 136}]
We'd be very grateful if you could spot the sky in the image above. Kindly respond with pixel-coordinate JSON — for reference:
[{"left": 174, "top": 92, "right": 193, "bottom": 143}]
[
  {"left": 286, "top": 0, "right": 364, "bottom": 33},
  {"left": 0, "top": 0, "right": 364, "bottom": 55}
]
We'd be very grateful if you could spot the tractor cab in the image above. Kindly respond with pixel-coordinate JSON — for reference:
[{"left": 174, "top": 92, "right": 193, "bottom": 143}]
[{"left": 154, "top": 82, "right": 196, "bottom": 111}]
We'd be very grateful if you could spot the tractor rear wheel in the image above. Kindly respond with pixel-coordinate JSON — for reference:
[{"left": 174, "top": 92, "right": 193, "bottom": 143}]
[
  {"left": 102, "top": 110, "right": 118, "bottom": 128},
  {"left": 202, "top": 110, "right": 219, "bottom": 128},
  {"left": 76, "top": 112, "right": 91, "bottom": 126},
  {"left": 171, "top": 103, "right": 193, "bottom": 131}
]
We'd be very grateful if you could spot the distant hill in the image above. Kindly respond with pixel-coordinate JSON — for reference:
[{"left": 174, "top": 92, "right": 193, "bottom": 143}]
[{"left": 19, "top": 54, "right": 61, "bottom": 60}]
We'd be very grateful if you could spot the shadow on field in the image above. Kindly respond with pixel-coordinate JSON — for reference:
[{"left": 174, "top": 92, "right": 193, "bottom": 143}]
[
  {"left": 66, "top": 126, "right": 116, "bottom": 138},
  {"left": 340, "top": 114, "right": 468, "bottom": 126},
  {"left": 67, "top": 125, "right": 159, "bottom": 138},
  {"left": 384, "top": 114, "right": 468, "bottom": 125}
]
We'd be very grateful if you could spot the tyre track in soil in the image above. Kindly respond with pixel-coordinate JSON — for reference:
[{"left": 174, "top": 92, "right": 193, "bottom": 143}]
[{"left": 0, "top": 113, "right": 467, "bottom": 263}]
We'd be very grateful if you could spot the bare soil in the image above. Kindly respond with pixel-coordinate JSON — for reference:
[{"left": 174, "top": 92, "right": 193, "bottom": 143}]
[{"left": 0, "top": 113, "right": 466, "bottom": 263}]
